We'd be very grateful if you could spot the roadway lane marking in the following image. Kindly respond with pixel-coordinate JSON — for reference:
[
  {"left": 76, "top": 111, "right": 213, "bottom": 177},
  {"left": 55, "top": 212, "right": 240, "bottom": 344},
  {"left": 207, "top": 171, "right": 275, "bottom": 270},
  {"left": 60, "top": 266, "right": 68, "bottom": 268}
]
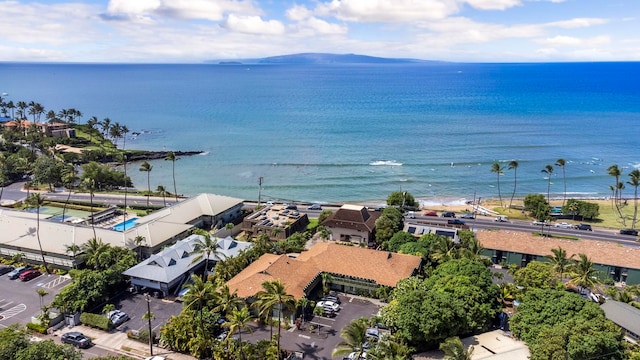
[
  {"left": 41, "top": 276, "right": 70, "bottom": 289},
  {"left": 0, "top": 304, "right": 27, "bottom": 321}
]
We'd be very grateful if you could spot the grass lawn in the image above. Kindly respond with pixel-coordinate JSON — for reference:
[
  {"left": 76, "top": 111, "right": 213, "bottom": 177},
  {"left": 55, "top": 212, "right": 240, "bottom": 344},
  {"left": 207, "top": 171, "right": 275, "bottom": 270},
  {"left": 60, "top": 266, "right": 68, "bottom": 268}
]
[{"left": 484, "top": 198, "right": 639, "bottom": 230}]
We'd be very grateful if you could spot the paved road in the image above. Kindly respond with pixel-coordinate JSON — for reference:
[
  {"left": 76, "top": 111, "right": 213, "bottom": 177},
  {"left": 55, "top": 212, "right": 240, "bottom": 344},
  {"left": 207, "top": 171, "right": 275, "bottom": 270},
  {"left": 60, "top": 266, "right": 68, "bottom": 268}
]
[
  {"left": 0, "top": 181, "right": 180, "bottom": 208},
  {"left": 407, "top": 213, "right": 640, "bottom": 247}
]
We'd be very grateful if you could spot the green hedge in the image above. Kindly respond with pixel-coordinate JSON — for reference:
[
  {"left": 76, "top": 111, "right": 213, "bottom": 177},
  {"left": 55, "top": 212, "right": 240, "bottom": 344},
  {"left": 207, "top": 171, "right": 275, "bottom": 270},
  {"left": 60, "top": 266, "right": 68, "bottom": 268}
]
[
  {"left": 27, "top": 322, "right": 48, "bottom": 334},
  {"left": 80, "top": 312, "right": 112, "bottom": 331}
]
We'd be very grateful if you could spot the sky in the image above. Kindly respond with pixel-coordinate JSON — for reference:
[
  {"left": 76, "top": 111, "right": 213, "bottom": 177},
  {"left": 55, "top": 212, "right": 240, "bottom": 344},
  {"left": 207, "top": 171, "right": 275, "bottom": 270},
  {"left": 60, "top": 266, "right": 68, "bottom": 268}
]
[{"left": 0, "top": 0, "right": 638, "bottom": 63}]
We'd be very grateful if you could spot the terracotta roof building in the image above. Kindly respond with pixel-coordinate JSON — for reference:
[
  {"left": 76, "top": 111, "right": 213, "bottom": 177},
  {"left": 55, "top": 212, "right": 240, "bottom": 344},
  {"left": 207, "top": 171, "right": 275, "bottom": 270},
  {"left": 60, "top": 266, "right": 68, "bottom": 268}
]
[
  {"left": 477, "top": 229, "right": 640, "bottom": 285},
  {"left": 321, "top": 204, "right": 381, "bottom": 246},
  {"left": 226, "top": 242, "right": 422, "bottom": 300}
]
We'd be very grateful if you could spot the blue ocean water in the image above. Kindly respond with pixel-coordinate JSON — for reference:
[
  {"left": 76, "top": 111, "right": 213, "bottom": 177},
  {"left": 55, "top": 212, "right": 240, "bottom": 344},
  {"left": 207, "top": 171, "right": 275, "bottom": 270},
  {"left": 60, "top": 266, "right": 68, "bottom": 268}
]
[{"left": 1, "top": 62, "right": 639, "bottom": 204}]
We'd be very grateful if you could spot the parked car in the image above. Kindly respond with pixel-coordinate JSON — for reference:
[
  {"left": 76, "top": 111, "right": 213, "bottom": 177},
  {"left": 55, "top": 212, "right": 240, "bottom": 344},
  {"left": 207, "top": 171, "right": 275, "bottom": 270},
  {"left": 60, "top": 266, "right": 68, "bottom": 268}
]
[
  {"left": 345, "top": 352, "right": 367, "bottom": 360},
  {"left": 447, "top": 219, "right": 466, "bottom": 225},
  {"left": 320, "top": 307, "right": 336, "bottom": 317},
  {"left": 7, "top": 265, "right": 32, "bottom": 280},
  {"left": 0, "top": 265, "right": 15, "bottom": 276},
  {"left": 441, "top": 211, "right": 456, "bottom": 218},
  {"left": 61, "top": 332, "right": 92, "bottom": 348},
  {"left": 307, "top": 203, "right": 322, "bottom": 210},
  {"left": 321, "top": 295, "right": 341, "bottom": 304},
  {"left": 365, "top": 328, "right": 380, "bottom": 339},
  {"left": 108, "top": 310, "right": 130, "bottom": 327},
  {"left": 554, "top": 222, "right": 573, "bottom": 229},
  {"left": 460, "top": 213, "right": 475, "bottom": 219},
  {"left": 316, "top": 300, "right": 340, "bottom": 312},
  {"left": 285, "top": 204, "right": 298, "bottom": 210},
  {"left": 620, "top": 228, "right": 639, "bottom": 236},
  {"left": 19, "top": 269, "right": 41, "bottom": 281},
  {"left": 575, "top": 223, "right": 593, "bottom": 231},
  {"left": 405, "top": 211, "right": 415, "bottom": 219},
  {"left": 423, "top": 211, "right": 438, "bottom": 216}
]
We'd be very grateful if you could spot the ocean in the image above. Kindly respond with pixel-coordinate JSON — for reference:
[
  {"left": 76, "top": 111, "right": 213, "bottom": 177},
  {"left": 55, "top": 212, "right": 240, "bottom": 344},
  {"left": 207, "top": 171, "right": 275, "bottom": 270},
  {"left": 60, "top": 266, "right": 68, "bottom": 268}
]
[{"left": 1, "top": 62, "right": 639, "bottom": 205}]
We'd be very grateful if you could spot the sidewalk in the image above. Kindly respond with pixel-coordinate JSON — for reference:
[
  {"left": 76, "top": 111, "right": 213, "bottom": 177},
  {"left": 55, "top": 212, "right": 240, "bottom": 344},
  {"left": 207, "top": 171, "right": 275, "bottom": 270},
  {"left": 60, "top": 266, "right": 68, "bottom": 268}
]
[{"left": 53, "top": 324, "right": 196, "bottom": 360}]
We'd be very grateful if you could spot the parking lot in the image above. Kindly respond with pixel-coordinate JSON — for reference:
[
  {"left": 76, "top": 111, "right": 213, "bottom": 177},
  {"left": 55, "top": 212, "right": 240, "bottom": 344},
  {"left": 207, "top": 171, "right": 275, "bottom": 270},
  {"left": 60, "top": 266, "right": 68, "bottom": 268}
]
[
  {"left": 109, "top": 291, "right": 183, "bottom": 334},
  {"left": 242, "top": 293, "right": 383, "bottom": 360},
  {"left": 0, "top": 271, "right": 69, "bottom": 328}
]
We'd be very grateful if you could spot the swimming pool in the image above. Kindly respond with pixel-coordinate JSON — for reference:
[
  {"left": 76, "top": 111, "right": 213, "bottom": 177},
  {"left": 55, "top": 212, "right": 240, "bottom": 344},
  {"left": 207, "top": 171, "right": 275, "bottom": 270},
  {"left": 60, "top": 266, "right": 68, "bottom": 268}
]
[{"left": 112, "top": 218, "right": 139, "bottom": 232}]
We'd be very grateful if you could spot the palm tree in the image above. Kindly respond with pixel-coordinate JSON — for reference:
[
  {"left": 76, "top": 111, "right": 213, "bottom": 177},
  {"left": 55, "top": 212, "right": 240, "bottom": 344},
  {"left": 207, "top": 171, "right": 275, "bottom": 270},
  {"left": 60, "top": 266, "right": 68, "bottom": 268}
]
[
  {"left": 507, "top": 160, "right": 519, "bottom": 211},
  {"left": 223, "top": 306, "right": 254, "bottom": 358},
  {"left": 628, "top": 169, "right": 640, "bottom": 229},
  {"left": 321, "top": 272, "right": 333, "bottom": 295},
  {"left": 555, "top": 159, "right": 567, "bottom": 206},
  {"left": 25, "top": 193, "right": 50, "bottom": 274},
  {"left": 82, "top": 237, "right": 107, "bottom": 270},
  {"left": 164, "top": 151, "right": 179, "bottom": 202},
  {"left": 608, "top": 164, "right": 624, "bottom": 219},
  {"left": 439, "top": 336, "right": 474, "bottom": 360},
  {"left": 82, "top": 177, "right": 97, "bottom": 240},
  {"left": 120, "top": 124, "right": 130, "bottom": 232},
  {"left": 430, "top": 236, "right": 458, "bottom": 264},
  {"left": 134, "top": 235, "right": 146, "bottom": 261},
  {"left": 331, "top": 317, "right": 369, "bottom": 359},
  {"left": 497, "top": 283, "right": 515, "bottom": 308},
  {"left": 36, "top": 288, "right": 49, "bottom": 309},
  {"left": 213, "top": 281, "right": 245, "bottom": 317},
  {"left": 191, "top": 228, "right": 223, "bottom": 280},
  {"left": 253, "top": 280, "right": 295, "bottom": 356},
  {"left": 541, "top": 164, "right": 554, "bottom": 203},
  {"left": 156, "top": 185, "right": 167, "bottom": 206},
  {"left": 490, "top": 162, "right": 505, "bottom": 208},
  {"left": 60, "top": 165, "right": 78, "bottom": 224},
  {"left": 139, "top": 161, "right": 153, "bottom": 209},
  {"left": 545, "top": 247, "right": 575, "bottom": 280},
  {"left": 64, "top": 243, "right": 82, "bottom": 269},
  {"left": 182, "top": 274, "right": 215, "bottom": 352},
  {"left": 569, "top": 253, "right": 601, "bottom": 294},
  {"left": 296, "top": 296, "right": 311, "bottom": 323}
]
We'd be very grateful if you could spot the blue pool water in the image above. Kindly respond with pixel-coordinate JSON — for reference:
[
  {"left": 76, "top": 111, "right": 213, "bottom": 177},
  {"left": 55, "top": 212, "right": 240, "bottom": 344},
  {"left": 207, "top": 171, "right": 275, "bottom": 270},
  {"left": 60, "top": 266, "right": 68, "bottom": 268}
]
[{"left": 112, "top": 218, "right": 138, "bottom": 232}]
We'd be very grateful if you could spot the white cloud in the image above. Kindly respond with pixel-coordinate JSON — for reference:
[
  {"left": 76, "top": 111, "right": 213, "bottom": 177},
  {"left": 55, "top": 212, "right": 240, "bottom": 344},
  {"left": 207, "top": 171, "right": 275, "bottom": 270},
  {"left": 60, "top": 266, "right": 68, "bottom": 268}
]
[
  {"left": 314, "top": 0, "right": 462, "bottom": 22},
  {"left": 224, "top": 14, "right": 285, "bottom": 35},
  {"left": 546, "top": 18, "right": 608, "bottom": 29},
  {"left": 538, "top": 35, "right": 610, "bottom": 47},
  {"left": 286, "top": 4, "right": 313, "bottom": 21},
  {"left": 105, "top": 0, "right": 261, "bottom": 22},
  {"left": 465, "top": 0, "right": 522, "bottom": 11}
]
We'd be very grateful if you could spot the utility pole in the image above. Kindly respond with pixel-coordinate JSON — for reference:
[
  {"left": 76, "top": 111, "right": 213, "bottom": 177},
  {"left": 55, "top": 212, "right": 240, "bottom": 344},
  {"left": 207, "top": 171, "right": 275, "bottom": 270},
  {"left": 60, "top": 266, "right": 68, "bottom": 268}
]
[
  {"left": 144, "top": 293, "right": 153, "bottom": 356},
  {"left": 258, "top": 176, "right": 263, "bottom": 206}
]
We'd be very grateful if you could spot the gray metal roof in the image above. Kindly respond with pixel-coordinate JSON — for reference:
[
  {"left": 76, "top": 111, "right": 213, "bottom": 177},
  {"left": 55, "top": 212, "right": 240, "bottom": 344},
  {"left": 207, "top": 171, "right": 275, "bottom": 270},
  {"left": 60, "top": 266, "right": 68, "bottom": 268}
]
[
  {"left": 600, "top": 300, "right": 640, "bottom": 336},
  {"left": 123, "top": 234, "right": 252, "bottom": 284}
]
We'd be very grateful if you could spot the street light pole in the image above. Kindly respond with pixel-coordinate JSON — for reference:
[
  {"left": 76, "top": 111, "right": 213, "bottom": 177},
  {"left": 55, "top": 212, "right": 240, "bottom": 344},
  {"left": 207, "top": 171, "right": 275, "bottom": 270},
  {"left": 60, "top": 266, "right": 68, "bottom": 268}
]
[{"left": 144, "top": 293, "right": 153, "bottom": 356}]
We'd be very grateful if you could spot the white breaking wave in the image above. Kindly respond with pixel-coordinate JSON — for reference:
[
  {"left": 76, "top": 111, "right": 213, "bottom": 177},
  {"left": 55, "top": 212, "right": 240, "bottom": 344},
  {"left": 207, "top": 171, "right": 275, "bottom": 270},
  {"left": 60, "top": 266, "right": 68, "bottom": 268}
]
[{"left": 369, "top": 160, "right": 403, "bottom": 166}]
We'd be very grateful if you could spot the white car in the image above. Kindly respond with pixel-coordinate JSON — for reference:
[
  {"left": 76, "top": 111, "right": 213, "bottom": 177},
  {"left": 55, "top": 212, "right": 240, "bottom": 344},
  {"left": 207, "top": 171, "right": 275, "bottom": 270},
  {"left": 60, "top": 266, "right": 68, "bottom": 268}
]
[
  {"left": 532, "top": 220, "right": 550, "bottom": 226},
  {"left": 347, "top": 352, "right": 367, "bottom": 359},
  {"left": 554, "top": 222, "right": 572, "bottom": 229},
  {"left": 316, "top": 300, "right": 340, "bottom": 312}
]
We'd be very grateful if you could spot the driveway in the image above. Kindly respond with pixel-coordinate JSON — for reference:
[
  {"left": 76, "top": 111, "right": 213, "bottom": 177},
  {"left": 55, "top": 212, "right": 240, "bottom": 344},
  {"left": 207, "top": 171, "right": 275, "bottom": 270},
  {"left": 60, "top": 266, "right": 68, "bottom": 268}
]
[
  {"left": 109, "top": 292, "right": 184, "bottom": 334},
  {"left": 242, "top": 293, "right": 383, "bottom": 360}
]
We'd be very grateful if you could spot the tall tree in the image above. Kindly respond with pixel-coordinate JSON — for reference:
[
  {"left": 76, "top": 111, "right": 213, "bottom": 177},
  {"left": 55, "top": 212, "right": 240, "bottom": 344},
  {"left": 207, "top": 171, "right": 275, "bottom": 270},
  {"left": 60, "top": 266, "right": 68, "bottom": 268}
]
[
  {"left": 25, "top": 193, "right": 51, "bottom": 274},
  {"left": 331, "top": 317, "right": 369, "bottom": 359},
  {"left": 64, "top": 244, "right": 82, "bottom": 269},
  {"left": 490, "top": 162, "right": 505, "bottom": 208},
  {"left": 507, "top": 160, "right": 519, "bottom": 211},
  {"left": 164, "top": 151, "right": 179, "bottom": 202},
  {"left": 541, "top": 164, "right": 554, "bottom": 203},
  {"left": 628, "top": 169, "right": 640, "bottom": 229},
  {"left": 82, "top": 177, "right": 97, "bottom": 240},
  {"left": 190, "top": 228, "right": 223, "bottom": 280},
  {"left": 555, "top": 159, "right": 567, "bottom": 206},
  {"left": 223, "top": 306, "right": 253, "bottom": 358},
  {"left": 569, "top": 253, "right": 601, "bottom": 294},
  {"left": 254, "top": 280, "right": 295, "bottom": 356},
  {"left": 139, "top": 161, "right": 153, "bottom": 208},
  {"left": 212, "top": 282, "right": 245, "bottom": 317},
  {"left": 156, "top": 185, "right": 167, "bottom": 206},
  {"left": 607, "top": 164, "right": 624, "bottom": 221},
  {"left": 545, "top": 247, "right": 574, "bottom": 280},
  {"left": 60, "top": 165, "right": 78, "bottom": 224}
]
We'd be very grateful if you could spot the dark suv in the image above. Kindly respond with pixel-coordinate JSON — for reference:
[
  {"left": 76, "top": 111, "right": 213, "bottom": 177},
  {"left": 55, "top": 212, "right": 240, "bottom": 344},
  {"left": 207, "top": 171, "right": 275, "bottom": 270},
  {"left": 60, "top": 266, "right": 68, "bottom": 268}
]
[
  {"left": 447, "top": 219, "right": 466, "bottom": 225},
  {"left": 61, "top": 332, "right": 92, "bottom": 348},
  {"left": 441, "top": 212, "right": 456, "bottom": 218},
  {"left": 575, "top": 224, "right": 592, "bottom": 231},
  {"left": 620, "top": 229, "right": 639, "bottom": 236}
]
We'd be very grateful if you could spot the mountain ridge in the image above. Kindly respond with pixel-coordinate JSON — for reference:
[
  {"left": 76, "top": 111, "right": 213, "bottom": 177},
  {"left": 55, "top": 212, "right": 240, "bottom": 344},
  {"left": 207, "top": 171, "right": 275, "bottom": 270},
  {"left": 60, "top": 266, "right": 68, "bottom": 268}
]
[{"left": 209, "top": 53, "right": 442, "bottom": 65}]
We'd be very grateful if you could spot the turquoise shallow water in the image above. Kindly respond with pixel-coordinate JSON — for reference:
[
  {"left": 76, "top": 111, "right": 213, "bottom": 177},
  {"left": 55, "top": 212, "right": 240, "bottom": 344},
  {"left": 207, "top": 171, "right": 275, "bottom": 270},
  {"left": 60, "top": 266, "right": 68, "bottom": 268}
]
[{"left": 2, "top": 62, "right": 640, "bottom": 204}]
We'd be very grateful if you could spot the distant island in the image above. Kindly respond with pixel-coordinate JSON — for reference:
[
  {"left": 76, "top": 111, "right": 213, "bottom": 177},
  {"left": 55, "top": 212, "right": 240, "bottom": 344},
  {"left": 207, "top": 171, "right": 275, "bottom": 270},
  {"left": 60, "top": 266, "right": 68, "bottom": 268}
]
[{"left": 214, "top": 52, "right": 441, "bottom": 65}]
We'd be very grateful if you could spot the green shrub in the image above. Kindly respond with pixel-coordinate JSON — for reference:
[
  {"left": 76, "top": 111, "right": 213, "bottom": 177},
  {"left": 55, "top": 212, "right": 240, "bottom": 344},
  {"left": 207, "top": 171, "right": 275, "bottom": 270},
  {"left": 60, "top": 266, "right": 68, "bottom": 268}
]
[
  {"left": 80, "top": 312, "right": 112, "bottom": 331},
  {"left": 137, "top": 329, "right": 156, "bottom": 344},
  {"left": 26, "top": 322, "right": 48, "bottom": 334}
]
